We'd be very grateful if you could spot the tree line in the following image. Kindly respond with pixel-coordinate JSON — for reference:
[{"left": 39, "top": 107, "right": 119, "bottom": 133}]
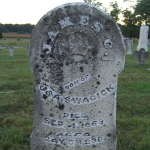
[
  {"left": 0, "top": 23, "right": 34, "bottom": 34},
  {"left": 0, "top": 0, "right": 150, "bottom": 40},
  {"left": 84, "top": 0, "right": 150, "bottom": 39}
]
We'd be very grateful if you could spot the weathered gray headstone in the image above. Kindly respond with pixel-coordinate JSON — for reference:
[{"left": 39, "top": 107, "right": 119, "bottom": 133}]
[
  {"left": 126, "top": 40, "right": 132, "bottom": 54},
  {"left": 137, "top": 25, "right": 149, "bottom": 51},
  {"left": 123, "top": 38, "right": 130, "bottom": 47},
  {"left": 29, "top": 2, "right": 125, "bottom": 150},
  {"left": 136, "top": 48, "right": 147, "bottom": 65},
  {"left": 148, "top": 40, "right": 150, "bottom": 46},
  {"left": 9, "top": 47, "right": 13, "bottom": 57}
]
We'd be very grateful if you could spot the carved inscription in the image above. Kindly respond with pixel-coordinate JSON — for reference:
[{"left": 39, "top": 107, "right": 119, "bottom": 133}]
[
  {"left": 58, "top": 17, "right": 73, "bottom": 29},
  {"left": 63, "top": 112, "right": 89, "bottom": 120},
  {"left": 43, "top": 117, "right": 105, "bottom": 129},
  {"left": 44, "top": 133, "right": 106, "bottom": 146},
  {"left": 81, "top": 118, "right": 105, "bottom": 129},
  {"left": 39, "top": 84, "right": 115, "bottom": 105},
  {"left": 79, "top": 15, "right": 89, "bottom": 26},
  {"left": 64, "top": 74, "right": 91, "bottom": 91},
  {"left": 43, "top": 118, "right": 64, "bottom": 128}
]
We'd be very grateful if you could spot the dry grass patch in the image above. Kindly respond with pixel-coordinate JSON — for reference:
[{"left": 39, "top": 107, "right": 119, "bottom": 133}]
[{"left": 2, "top": 32, "right": 31, "bottom": 38}]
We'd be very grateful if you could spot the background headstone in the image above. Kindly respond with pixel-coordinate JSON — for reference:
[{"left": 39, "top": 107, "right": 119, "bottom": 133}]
[
  {"left": 137, "top": 25, "right": 149, "bottom": 51},
  {"left": 147, "top": 40, "right": 150, "bottom": 46},
  {"left": 123, "top": 38, "right": 130, "bottom": 47},
  {"left": 9, "top": 47, "right": 13, "bottom": 57},
  {"left": 137, "top": 48, "right": 147, "bottom": 65},
  {"left": 29, "top": 2, "right": 125, "bottom": 150},
  {"left": 126, "top": 40, "right": 132, "bottom": 54}
]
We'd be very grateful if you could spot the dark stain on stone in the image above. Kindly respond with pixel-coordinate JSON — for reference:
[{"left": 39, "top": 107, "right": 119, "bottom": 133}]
[
  {"left": 65, "top": 62, "right": 69, "bottom": 66},
  {"left": 43, "top": 49, "right": 49, "bottom": 55},
  {"left": 40, "top": 54, "right": 45, "bottom": 58},
  {"left": 47, "top": 38, "right": 51, "bottom": 45},
  {"left": 59, "top": 86, "right": 64, "bottom": 95},
  {"left": 58, "top": 104, "right": 65, "bottom": 110},
  {"left": 110, "top": 113, "right": 112, "bottom": 116},
  {"left": 49, "top": 54, "right": 55, "bottom": 58},
  {"left": 35, "top": 64, "right": 39, "bottom": 68},
  {"left": 80, "top": 66, "right": 84, "bottom": 72},
  {"left": 98, "top": 75, "right": 100, "bottom": 78},
  {"left": 107, "top": 133, "right": 112, "bottom": 137},
  {"left": 43, "top": 94, "right": 47, "bottom": 99},
  {"left": 39, "top": 69, "right": 43, "bottom": 72},
  {"left": 97, "top": 81, "right": 100, "bottom": 85},
  {"left": 92, "top": 145, "right": 97, "bottom": 148},
  {"left": 92, "top": 49, "right": 97, "bottom": 56},
  {"left": 50, "top": 114, "right": 54, "bottom": 117},
  {"left": 41, "top": 114, "right": 44, "bottom": 116}
]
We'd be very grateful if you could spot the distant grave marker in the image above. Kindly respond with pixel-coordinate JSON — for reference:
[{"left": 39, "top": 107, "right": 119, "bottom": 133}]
[
  {"left": 137, "top": 25, "right": 149, "bottom": 51},
  {"left": 29, "top": 2, "right": 125, "bottom": 150},
  {"left": 134, "top": 25, "right": 149, "bottom": 62},
  {"left": 9, "top": 47, "right": 13, "bottom": 57},
  {"left": 126, "top": 40, "right": 132, "bottom": 54},
  {"left": 136, "top": 48, "right": 148, "bottom": 65},
  {"left": 123, "top": 38, "right": 130, "bottom": 47}
]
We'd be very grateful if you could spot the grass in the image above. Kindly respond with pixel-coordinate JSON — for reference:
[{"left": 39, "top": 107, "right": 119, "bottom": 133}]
[
  {"left": 2, "top": 33, "right": 31, "bottom": 38},
  {"left": 0, "top": 42, "right": 150, "bottom": 149},
  {"left": 0, "top": 35, "right": 30, "bottom": 47}
]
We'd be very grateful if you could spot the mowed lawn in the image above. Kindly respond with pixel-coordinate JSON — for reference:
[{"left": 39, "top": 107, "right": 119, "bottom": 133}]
[
  {"left": 0, "top": 43, "right": 150, "bottom": 150},
  {"left": 0, "top": 33, "right": 30, "bottom": 47}
]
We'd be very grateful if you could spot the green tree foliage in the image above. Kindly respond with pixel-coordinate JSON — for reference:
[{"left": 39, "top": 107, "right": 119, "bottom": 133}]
[
  {"left": 109, "top": 1, "right": 120, "bottom": 22},
  {"left": 121, "top": 9, "right": 140, "bottom": 38},
  {"left": 84, "top": 0, "right": 102, "bottom": 7},
  {"left": 0, "top": 23, "right": 34, "bottom": 34},
  {"left": 0, "top": 31, "right": 3, "bottom": 39},
  {"left": 135, "top": 0, "right": 150, "bottom": 25}
]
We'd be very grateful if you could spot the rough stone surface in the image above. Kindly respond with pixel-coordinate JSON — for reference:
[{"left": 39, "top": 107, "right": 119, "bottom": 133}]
[
  {"left": 29, "top": 2, "right": 125, "bottom": 150},
  {"left": 137, "top": 25, "right": 149, "bottom": 51},
  {"left": 9, "top": 47, "right": 13, "bottom": 57},
  {"left": 126, "top": 40, "right": 132, "bottom": 54}
]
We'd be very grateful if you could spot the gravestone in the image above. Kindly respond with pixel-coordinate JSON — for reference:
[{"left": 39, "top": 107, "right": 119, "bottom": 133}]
[
  {"left": 123, "top": 38, "right": 130, "bottom": 47},
  {"left": 9, "top": 47, "right": 13, "bottom": 57},
  {"left": 148, "top": 40, "right": 150, "bottom": 46},
  {"left": 137, "top": 25, "right": 149, "bottom": 51},
  {"left": 136, "top": 48, "right": 147, "bottom": 65},
  {"left": 29, "top": 2, "right": 125, "bottom": 150},
  {"left": 126, "top": 40, "right": 132, "bottom": 54}
]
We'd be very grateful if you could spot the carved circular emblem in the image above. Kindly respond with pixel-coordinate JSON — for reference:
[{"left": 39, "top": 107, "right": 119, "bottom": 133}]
[{"left": 104, "top": 39, "right": 113, "bottom": 49}]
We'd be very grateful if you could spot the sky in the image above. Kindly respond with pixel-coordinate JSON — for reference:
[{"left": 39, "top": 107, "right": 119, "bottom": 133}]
[{"left": 0, "top": 0, "right": 136, "bottom": 25}]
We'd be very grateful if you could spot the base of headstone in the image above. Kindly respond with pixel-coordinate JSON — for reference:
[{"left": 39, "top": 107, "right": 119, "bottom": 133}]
[
  {"left": 134, "top": 51, "right": 149, "bottom": 59},
  {"left": 136, "top": 62, "right": 147, "bottom": 65}
]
